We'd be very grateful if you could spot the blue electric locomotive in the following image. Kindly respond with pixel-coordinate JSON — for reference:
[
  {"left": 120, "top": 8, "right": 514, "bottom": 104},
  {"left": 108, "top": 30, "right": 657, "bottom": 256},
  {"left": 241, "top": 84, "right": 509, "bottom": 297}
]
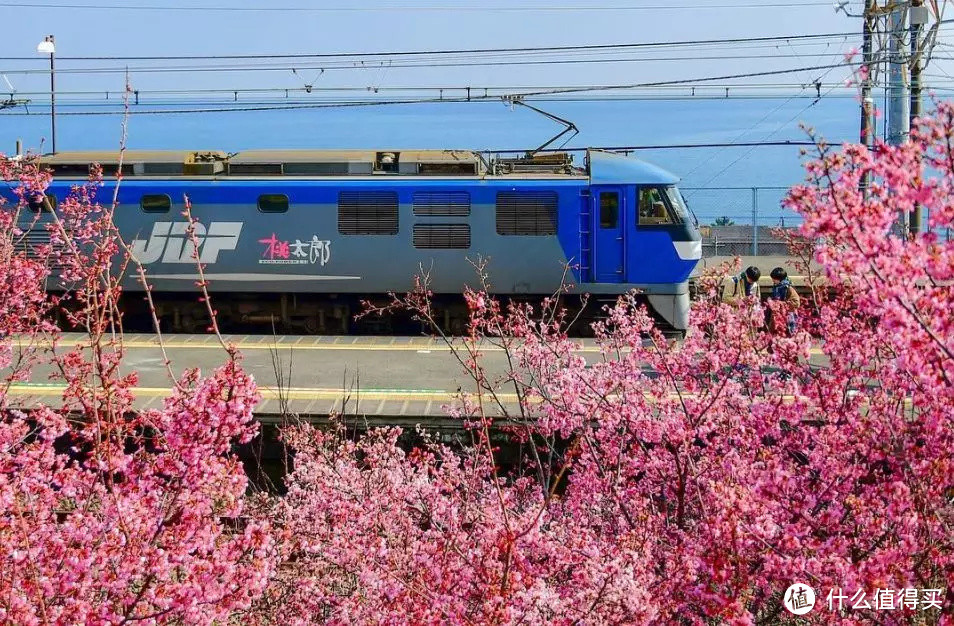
[{"left": 22, "top": 148, "right": 701, "bottom": 332}]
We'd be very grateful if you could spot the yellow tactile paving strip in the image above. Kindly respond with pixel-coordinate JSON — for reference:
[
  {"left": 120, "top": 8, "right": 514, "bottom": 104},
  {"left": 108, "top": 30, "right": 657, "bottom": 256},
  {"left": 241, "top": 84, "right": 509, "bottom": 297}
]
[{"left": 3, "top": 384, "right": 903, "bottom": 405}]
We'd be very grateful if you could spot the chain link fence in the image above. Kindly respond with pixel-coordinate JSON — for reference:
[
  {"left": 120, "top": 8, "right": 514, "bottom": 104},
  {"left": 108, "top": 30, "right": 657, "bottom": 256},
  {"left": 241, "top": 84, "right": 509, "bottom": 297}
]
[
  {"left": 681, "top": 187, "right": 800, "bottom": 257},
  {"left": 682, "top": 186, "right": 954, "bottom": 256}
]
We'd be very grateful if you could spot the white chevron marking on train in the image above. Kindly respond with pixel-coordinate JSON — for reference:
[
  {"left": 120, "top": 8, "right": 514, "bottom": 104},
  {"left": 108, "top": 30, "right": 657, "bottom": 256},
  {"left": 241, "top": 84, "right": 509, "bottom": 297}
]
[{"left": 148, "top": 273, "right": 362, "bottom": 281}]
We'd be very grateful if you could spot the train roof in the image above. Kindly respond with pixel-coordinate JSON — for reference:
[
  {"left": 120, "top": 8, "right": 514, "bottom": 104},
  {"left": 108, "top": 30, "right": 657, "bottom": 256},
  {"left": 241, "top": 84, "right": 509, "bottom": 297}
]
[
  {"left": 40, "top": 150, "right": 230, "bottom": 164},
  {"left": 227, "top": 149, "right": 479, "bottom": 164},
  {"left": 588, "top": 149, "right": 680, "bottom": 185},
  {"left": 36, "top": 149, "right": 680, "bottom": 184}
]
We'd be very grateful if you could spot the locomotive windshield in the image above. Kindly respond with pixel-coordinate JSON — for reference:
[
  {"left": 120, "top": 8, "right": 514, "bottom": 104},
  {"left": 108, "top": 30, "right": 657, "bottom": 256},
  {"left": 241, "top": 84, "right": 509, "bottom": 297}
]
[
  {"left": 638, "top": 186, "right": 686, "bottom": 226},
  {"left": 663, "top": 187, "right": 689, "bottom": 221}
]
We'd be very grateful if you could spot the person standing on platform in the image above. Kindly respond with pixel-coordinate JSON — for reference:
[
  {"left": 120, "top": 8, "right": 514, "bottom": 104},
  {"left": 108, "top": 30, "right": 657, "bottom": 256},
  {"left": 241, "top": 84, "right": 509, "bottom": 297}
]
[
  {"left": 731, "top": 266, "right": 762, "bottom": 298},
  {"left": 769, "top": 266, "right": 799, "bottom": 335}
]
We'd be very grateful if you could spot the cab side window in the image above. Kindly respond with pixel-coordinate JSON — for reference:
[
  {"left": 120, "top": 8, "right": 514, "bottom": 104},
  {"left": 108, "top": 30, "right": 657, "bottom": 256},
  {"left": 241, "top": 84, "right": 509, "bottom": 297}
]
[
  {"left": 599, "top": 192, "right": 619, "bottom": 228},
  {"left": 638, "top": 187, "right": 672, "bottom": 225},
  {"left": 28, "top": 193, "right": 57, "bottom": 213}
]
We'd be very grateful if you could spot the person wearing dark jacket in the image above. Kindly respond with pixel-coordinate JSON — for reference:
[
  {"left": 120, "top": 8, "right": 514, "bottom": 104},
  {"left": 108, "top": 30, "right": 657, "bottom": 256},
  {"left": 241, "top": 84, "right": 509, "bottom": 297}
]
[
  {"left": 731, "top": 266, "right": 761, "bottom": 298},
  {"left": 769, "top": 267, "right": 798, "bottom": 335}
]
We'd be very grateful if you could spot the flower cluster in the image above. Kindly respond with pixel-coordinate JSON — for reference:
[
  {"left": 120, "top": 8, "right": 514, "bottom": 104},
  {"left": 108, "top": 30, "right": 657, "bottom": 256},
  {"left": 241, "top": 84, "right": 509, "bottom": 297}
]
[
  {"left": 3, "top": 101, "right": 954, "bottom": 624},
  {"left": 261, "top": 106, "right": 954, "bottom": 624},
  {"left": 0, "top": 155, "right": 274, "bottom": 625}
]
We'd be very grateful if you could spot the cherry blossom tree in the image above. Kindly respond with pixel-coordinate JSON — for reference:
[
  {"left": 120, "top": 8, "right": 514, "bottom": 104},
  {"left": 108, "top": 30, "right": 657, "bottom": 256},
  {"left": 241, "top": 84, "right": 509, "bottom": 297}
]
[
  {"left": 257, "top": 105, "right": 954, "bottom": 624},
  {"left": 0, "top": 154, "right": 274, "bottom": 625},
  {"left": 2, "top": 102, "right": 952, "bottom": 624}
]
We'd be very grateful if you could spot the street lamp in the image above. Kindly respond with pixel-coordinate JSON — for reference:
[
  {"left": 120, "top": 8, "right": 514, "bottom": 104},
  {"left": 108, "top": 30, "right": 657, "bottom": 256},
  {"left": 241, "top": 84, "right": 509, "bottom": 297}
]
[{"left": 36, "top": 35, "right": 55, "bottom": 154}]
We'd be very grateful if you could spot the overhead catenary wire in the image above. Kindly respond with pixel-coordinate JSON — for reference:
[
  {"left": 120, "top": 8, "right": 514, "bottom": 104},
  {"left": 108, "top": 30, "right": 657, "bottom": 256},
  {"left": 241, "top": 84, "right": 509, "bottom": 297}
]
[
  {"left": 5, "top": 47, "right": 901, "bottom": 75},
  {"left": 2, "top": 50, "right": 906, "bottom": 117},
  {"left": 1, "top": 82, "right": 873, "bottom": 99},
  {"left": 2, "top": 12, "right": 939, "bottom": 123},
  {"left": 0, "top": 1, "right": 860, "bottom": 12},
  {"left": 0, "top": 28, "right": 878, "bottom": 62},
  {"left": 2, "top": 2, "right": 926, "bottom": 180},
  {"left": 0, "top": 43, "right": 875, "bottom": 79},
  {"left": 9, "top": 20, "right": 940, "bottom": 117},
  {"left": 487, "top": 140, "right": 819, "bottom": 152},
  {"left": 690, "top": 74, "right": 847, "bottom": 188},
  {"left": 2, "top": 52, "right": 913, "bottom": 84},
  {"left": 0, "top": 55, "right": 876, "bottom": 76},
  {"left": 16, "top": 94, "right": 878, "bottom": 108},
  {"left": 506, "top": 57, "right": 889, "bottom": 98},
  {"left": 679, "top": 44, "right": 850, "bottom": 179},
  {"left": 0, "top": 20, "right": 920, "bottom": 107},
  {"left": 6, "top": 30, "right": 950, "bottom": 81},
  {"left": 0, "top": 55, "right": 893, "bottom": 116}
]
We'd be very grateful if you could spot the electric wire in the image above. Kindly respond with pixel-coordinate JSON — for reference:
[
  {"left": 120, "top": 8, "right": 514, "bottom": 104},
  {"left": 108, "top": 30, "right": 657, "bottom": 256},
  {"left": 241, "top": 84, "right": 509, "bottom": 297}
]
[
  {"left": 11, "top": 45, "right": 905, "bottom": 76},
  {"left": 690, "top": 74, "right": 846, "bottom": 188},
  {"left": 0, "top": 28, "right": 878, "bottom": 62},
  {"left": 1, "top": 52, "right": 901, "bottom": 116},
  {"left": 0, "top": 1, "right": 858, "bottom": 12},
  {"left": 9, "top": 33, "right": 950, "bottom": 80},
  {"left": 2, "top": 53, "right": 882, "bottom": 76},
  {"left": 3, "top": 82, "right": 869, "bottom": 98},
  {"left": 679, "top": 43, "right": 849, "bottom": 179},
  {"left": 26, "top": 94, "right": 874, "bottom": 108}
]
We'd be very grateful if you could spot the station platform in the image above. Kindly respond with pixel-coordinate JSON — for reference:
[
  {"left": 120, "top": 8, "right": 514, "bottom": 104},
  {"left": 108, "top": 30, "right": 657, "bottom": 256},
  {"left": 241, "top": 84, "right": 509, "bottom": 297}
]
[
  {"left": 691, "top": 255, "right": 816, "bottom": 275},
  {"left": 691, "top": 255, "right": 825, "bottom": 299},
  {"left": 4, "top": 333, "right": 827, "bottom": 425},
  {"left": 7, "top": 334, "right": 512, "bottom": 424}
]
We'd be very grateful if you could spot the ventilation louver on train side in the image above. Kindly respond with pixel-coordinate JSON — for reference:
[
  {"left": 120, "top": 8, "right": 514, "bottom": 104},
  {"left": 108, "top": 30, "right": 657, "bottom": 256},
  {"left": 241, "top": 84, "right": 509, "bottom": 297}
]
[
  {"left": 495, "top": 191, "right": 558, "bottom": 235},
  {"left": 337, "top": 191, "right": 399, "bottom": 235},
  {"left": 412, "top": 224, "right": 471, "bottom": 249},
  {"left": 412, "top": 192, "right": 471, "bottom": 217},
  {"left": 13, "top": 228, "right": 73, "bottom": 273}
]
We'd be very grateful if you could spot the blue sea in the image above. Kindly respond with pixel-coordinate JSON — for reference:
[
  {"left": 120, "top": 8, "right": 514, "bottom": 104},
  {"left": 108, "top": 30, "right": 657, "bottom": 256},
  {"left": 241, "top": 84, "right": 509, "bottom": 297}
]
[{"left": 0, "top": 97, "right": 860, "bottom": 225}]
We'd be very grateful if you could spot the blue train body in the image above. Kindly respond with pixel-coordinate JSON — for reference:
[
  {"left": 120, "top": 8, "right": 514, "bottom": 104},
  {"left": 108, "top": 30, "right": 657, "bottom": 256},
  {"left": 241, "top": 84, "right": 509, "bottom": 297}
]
[{"left": 17, "top": 148, "right": 701, "bottom": 330}]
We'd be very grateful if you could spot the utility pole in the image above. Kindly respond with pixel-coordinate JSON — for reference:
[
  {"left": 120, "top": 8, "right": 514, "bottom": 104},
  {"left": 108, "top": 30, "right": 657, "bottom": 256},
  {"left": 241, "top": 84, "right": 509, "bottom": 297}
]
[
  {"left": 860, "top": 0, "right": 875, "bottom": 192},
  {"left": 909, "top": 0, "right": 927, "bottom": 233},
  {"left": 887, "top": 3, "right": 909, "bottom": 147},
  {"left": 887, "top": 2, "right": 910, "bottom": 233}
]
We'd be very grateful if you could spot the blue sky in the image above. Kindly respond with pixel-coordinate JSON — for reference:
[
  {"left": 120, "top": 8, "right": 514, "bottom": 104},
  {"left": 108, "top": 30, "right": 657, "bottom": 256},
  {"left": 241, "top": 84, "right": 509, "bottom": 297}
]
[
  {"left": 2, "top": 0, "right": 951, "bottom": 177},
  {"left": 5, "top": 1, "right": 873, "bottom": 99}
]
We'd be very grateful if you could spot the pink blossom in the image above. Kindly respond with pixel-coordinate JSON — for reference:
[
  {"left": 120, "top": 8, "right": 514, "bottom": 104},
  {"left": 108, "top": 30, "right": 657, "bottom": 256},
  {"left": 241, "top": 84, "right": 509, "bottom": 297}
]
[
  {"left": 254, "top": 104, "right": 954, "bottom": 622},
  {"left": 0, "top": 155, "right": 275, "bottom": 624}
]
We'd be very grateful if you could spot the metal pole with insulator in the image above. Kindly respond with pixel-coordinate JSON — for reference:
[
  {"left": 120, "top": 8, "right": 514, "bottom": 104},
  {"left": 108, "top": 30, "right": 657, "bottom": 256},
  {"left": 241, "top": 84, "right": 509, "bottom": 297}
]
[
  {"left": 751, "top": 187, "right": 759, "bottom": 256},
  {"left": 50, "top": 41, "right": 55, "bottom": 154},
  {"left": 909, "top": 0, "right": 927, "bottom": 234},
  {"left": 887, "top": 2, "right": 910, "bottom": 234},
  {"left": 861, "top": 0, "right": 875, "bottom": 192},
  {"left": 887, "top": 3, "right": 909, "bottom": 148}
]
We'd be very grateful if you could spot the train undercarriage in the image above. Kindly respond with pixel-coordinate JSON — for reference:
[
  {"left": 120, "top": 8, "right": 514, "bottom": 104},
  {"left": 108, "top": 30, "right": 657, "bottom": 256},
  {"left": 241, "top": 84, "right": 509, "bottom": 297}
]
[{"left": 112, "top": 290, "right": 681, "bottom": 337}]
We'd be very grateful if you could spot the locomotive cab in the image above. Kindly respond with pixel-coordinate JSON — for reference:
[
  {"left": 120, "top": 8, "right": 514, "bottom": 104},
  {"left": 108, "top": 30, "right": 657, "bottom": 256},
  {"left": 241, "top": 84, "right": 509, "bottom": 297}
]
[{"left": 584, "top": 150, "right": 701, "bottom": 330}]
